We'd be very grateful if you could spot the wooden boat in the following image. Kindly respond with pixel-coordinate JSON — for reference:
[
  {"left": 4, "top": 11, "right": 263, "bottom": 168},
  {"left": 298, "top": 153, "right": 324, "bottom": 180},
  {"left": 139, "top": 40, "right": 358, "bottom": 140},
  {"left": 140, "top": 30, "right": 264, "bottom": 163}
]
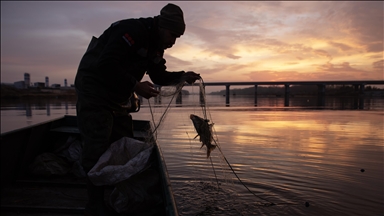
[{"left": 0, "top": 115, "right": 178, "bottom": 216}]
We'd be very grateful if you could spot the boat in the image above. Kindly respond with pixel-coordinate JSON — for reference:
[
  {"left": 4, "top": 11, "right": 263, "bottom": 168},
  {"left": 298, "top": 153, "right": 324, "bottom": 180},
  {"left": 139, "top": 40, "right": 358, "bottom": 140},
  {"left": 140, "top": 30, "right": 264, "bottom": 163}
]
[{"left": 0, "top": 115, "right": 178, "bottom": 216}]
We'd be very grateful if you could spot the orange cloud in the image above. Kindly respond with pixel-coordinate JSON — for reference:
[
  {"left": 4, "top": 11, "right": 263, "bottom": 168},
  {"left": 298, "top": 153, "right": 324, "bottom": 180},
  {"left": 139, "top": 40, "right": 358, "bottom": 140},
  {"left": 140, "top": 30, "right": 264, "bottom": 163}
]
[
  {"left": 328, "top": 41, "right": 353, "bottom": 52},
  {"left": 372, "top": 60, "right": 384, "bottom": 71}
]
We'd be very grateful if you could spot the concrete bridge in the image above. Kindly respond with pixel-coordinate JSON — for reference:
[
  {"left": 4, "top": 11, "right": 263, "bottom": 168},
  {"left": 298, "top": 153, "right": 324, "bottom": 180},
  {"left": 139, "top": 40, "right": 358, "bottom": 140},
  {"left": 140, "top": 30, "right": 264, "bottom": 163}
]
[{"left": 184, "top": 80, "right": 384, "bottom": 107}]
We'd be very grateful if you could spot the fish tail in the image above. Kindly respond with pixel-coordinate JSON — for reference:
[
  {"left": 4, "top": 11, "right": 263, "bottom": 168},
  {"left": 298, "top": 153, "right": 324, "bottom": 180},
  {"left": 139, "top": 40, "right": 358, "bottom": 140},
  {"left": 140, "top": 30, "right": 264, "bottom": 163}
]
[
  {"left": 206, "top": 145, "right": 216, "bottom": 158},
  {"left": 206, "top": 150, "right": 211, "bottom": 158}
]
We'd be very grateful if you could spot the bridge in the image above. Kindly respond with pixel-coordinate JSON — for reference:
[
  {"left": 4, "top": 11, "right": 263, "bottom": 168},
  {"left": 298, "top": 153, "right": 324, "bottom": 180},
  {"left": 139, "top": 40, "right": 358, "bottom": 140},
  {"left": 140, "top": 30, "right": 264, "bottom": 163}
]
[
  {"left": 183, "top": 80, "right": 384, "bottom": 107},
  {"left": 152, "top": 80, "right": 384, "bottom": 107}
]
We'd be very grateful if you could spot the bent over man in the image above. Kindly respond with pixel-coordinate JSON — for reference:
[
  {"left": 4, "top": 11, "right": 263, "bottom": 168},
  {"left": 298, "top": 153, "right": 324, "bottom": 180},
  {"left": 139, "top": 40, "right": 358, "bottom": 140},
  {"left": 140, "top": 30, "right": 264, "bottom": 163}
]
[{"left": 74, "top": 3, "right": 200, "bottom": 216}]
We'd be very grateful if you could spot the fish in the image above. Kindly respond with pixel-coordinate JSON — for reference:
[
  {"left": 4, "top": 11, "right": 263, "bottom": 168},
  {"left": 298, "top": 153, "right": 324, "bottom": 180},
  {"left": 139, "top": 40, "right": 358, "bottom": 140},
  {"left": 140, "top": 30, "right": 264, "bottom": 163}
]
[{"left": 189, "top": 114, "right": 216, "bottom": 158}]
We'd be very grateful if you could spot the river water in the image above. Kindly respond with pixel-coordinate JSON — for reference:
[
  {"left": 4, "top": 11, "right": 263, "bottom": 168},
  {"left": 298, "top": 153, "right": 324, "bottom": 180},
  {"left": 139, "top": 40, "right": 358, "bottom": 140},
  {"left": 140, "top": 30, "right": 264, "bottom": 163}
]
[{"left": 1, "top": 95, "right": 383, "bottom": 216}]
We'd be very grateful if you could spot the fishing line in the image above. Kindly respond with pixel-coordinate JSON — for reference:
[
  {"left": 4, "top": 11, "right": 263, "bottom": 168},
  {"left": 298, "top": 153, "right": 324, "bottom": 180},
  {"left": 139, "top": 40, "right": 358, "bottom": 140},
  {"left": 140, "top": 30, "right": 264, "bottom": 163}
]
[
  {"left": 147, "top": 81, "right": 184, "bottom": 142},
  {"left": 195, "top": 79, "right": 221, "bottom": 189},
  {"left": 210, "top": 155, "right": 220, "bottom": 190},
  {"left": 198, "top": 77, "right": 275, "bottom": 206},
  {"left": 147, "top": 78, "right": 221, "bottom": 191},
  {"left": 213, "top": 139, "right": 275, "bottom": 206},
  {"left": 146, "top": 78, "right": 286, "bottom": 207}
]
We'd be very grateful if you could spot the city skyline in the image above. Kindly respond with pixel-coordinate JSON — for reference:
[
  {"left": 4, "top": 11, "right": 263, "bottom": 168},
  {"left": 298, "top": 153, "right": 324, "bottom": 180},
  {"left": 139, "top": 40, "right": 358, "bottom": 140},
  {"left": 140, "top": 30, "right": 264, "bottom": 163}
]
[
  {"left": 1, "top": 1, "right": 383, "bottom": 87},
  {"left": 4, "top": 73, "right": 71, "bottom": 85}
]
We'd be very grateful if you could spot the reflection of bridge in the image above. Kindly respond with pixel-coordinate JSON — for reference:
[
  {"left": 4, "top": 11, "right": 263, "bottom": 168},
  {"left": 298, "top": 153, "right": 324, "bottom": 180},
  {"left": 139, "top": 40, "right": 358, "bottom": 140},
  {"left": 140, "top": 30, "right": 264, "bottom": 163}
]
[
  {"left": 186, "top": 80, "right": 384, "bottom": 107},
  {"left": 24, "top": 100, "right": 71, "bottom": 117}
]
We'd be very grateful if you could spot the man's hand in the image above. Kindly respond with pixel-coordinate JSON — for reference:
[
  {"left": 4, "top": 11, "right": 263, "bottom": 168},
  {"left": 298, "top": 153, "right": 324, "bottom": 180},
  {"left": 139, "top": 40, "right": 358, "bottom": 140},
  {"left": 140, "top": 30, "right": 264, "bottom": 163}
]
[
  {"left": 182, "top": 71, "right": 201, "bottom": 84},
  {"left": 134, "top": 81, "right": 160, "bottom": 99}
]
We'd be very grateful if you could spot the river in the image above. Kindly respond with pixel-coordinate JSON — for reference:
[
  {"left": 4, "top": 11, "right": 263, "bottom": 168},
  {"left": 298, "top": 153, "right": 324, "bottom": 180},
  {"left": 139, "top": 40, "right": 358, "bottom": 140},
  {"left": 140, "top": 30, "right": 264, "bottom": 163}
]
[{"left": 1, "top": 95, "right": 383, "bottom": 216}]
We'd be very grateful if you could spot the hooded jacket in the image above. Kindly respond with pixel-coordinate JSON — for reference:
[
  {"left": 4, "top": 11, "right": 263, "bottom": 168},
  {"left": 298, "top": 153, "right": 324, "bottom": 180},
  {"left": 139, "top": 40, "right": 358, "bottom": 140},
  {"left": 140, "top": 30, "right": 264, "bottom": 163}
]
[{"left": 75, "top": 16, "right": 185, "bottom": 110}]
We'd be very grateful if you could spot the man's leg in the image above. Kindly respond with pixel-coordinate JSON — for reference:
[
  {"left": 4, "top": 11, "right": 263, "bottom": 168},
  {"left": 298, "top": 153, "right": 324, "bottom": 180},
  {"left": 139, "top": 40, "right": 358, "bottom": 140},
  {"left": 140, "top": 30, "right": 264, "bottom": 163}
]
[
  {"left": 110, "top": 111, "right": 134, "bottom": 142},
  {"left": 78, "top": 109, "right": 113, "bottom": 172},
  {"left": 77, "top": 107, "right": 117, "bottom": 216}
]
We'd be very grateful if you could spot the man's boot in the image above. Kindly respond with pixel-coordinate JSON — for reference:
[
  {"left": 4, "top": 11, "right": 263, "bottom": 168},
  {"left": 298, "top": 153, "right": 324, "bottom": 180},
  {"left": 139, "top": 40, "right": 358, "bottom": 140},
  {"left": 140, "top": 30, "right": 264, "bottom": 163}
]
[{"left": 84, "top": 178, "right": 117, "bottom": 216}]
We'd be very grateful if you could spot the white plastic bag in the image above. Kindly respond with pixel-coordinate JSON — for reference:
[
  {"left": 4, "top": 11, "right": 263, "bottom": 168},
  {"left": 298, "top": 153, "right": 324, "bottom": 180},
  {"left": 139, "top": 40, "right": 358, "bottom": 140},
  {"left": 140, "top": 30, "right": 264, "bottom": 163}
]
[
  {"left": 87, "top": 137, "right": 153, "bottom": 186},
  {"left": 88, "top": 137, "right": 158, "bottom": 214}
]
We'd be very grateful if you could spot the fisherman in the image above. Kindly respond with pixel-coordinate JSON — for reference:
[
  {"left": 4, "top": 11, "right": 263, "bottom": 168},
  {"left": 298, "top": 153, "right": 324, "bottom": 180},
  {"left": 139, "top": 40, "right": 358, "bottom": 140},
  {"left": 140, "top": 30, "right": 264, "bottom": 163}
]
[{"left": 74, "top": 3, "right": 200, "bottom": 216}]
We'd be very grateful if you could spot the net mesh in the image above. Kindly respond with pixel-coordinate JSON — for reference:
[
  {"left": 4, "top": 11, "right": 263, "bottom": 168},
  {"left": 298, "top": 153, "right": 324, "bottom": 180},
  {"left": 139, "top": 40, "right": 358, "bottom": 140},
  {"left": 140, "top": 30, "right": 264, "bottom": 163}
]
[{"left": 142, "top": 78, "right": 276, "bottom": 207}]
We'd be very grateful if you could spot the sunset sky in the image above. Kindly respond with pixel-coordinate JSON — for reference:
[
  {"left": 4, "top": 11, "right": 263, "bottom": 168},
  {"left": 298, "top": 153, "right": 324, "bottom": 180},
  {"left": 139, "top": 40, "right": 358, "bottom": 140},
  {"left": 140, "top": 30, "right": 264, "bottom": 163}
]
[{"left": 1, "top": 1, "right": 383, "bottom": 87}]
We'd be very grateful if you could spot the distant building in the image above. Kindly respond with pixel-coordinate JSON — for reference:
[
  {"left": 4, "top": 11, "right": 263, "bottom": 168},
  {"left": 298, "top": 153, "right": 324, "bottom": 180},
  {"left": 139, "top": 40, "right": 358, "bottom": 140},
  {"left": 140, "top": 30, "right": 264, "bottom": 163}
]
[
  {"left": 14, "top": 81, "right": 26, "bottom": 89},
  {"left": 7, "top": 73, "right": 78, "bottom": 90},
  {"left": 24, "top": 73, "right": 30, "bottom": 87},
  {"left": 41, "top": 88, "right": 61, "bottom": 94},
  {"left": 34, "top": 82, "right": 45, "bottom": 88},
  {"left": 1, "top": 83, "right": 14, "bottom": 87}
]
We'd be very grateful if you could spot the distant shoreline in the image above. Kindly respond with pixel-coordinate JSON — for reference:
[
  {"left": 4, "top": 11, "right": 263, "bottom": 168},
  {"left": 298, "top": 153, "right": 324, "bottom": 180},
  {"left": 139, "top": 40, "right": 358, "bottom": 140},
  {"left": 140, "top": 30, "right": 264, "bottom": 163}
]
[
  {"left": 2, "top": 84, "right": 383, "bottom": 99},
  {"left": 1, "top": 84, "right": 76, "bottom": 99}
]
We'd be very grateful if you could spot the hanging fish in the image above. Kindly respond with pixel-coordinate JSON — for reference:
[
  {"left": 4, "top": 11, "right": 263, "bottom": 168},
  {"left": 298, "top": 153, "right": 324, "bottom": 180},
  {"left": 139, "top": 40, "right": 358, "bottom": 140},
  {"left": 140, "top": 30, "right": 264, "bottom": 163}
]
[{"left": 189, "top": 114, "right": 216, "bottom": 158}]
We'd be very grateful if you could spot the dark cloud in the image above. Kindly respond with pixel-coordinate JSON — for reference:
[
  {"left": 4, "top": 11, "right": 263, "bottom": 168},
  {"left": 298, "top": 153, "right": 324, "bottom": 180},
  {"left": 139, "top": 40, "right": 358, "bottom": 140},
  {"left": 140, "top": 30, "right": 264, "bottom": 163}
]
[
  {"left": 312, "top": 61, "right": 382, "bottom": 81},
  {"left": 295, "top": 2, "right": 383, "bottom": 53},
  {"left": 345, "top": 2, "right": 383, "bottom": 47},
  {"left": 1, "top": 1, "right": 382, "bottom": 84},
  {"left": 185, "top": 25, "right": 241, "bottom": 60},
  {"left": 317, "top": 62, "right": 364, "bottom": 73},
  {"left": 366, "top": 42, "right": 383, "bottom": 53},
  {"left": 163, "top": 54, "right": 193, "bottom": 71}
]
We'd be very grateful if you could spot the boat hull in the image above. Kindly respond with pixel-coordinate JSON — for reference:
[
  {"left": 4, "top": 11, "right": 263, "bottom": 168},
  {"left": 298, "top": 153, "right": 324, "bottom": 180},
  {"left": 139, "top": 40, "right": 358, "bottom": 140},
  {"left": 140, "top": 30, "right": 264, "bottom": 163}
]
[{"left": 0, "top": 115, "right": 178, "bottom": 215}]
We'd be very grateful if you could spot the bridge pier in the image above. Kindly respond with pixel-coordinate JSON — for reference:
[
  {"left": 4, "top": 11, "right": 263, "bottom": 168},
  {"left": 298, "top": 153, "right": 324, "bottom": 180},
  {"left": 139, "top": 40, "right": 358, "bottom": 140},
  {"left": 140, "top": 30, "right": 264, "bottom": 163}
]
[
  {"left": 353, "top": 96, "right": 365, "bottom": 109},
  {"left": 317, "top": 84, "right": 326, "bottom": 106},
  {"left": 284, "top": 84, "right": 290, "bottom": 107},
  {"left": 176, "top": 91, "right": 182, "bottom": 106},
  {"left": 254, "top": 85, "right": 258, "bottom": 106},
  {"left": 353, "top": 84, "right": 365, "bottom": 109},
  {"left": 225, "top": 84, "right": 230, "bottom": 106},
  {"left": 354, "top": 84, "right": 365, "bottom": 95}
]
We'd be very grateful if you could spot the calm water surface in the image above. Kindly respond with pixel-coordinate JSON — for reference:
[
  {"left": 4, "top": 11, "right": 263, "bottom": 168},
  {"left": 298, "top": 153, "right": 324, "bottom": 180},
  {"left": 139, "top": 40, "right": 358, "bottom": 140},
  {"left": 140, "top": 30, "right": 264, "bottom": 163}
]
[{"left": 1, "top": 97, "right": 383, "bottom": 216}]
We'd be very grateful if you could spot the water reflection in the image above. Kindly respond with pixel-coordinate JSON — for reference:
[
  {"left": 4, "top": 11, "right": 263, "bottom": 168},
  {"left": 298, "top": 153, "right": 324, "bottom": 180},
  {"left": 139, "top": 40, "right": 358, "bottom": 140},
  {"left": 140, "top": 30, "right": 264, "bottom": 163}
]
[
  {"left": 143, "top": 95, "right": 382, "bottom": 110},
  {"left": 1, "top": 98, "right": 76, "bottom": 117},
  {"left": 150, "top": 109, "right": 384, "bottom": 216},
  {"left": 1, "top": 97, "right": 383, "bottom": 215},
  {"left": 25, "top": 101, "right": 32, "bottom": 117},
  {"left": 1, "top": 98, "right": 78, "bottom": 134},
  {"left": 1, "top": 96, "right": 382, "bottom": 120},
  {"left": 47, "top": 103, "right": 50, "bottom": 116}
]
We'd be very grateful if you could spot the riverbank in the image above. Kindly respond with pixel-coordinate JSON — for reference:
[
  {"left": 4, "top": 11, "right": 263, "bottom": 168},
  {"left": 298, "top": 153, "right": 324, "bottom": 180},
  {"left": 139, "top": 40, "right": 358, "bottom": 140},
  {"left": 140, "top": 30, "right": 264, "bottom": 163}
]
[{"left": 1, "top": 84, "right": 76, "bottom": 99}]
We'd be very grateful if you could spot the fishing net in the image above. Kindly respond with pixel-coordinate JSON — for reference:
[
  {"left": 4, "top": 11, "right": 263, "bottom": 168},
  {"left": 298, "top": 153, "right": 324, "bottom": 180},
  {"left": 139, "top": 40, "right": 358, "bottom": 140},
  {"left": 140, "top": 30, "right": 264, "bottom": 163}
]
[
  {"left": 89, "top": 77, "right": 277, "bottom": 214},
  {"left": 144, "top": 78, "right": 279, "bottom": 209}
]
